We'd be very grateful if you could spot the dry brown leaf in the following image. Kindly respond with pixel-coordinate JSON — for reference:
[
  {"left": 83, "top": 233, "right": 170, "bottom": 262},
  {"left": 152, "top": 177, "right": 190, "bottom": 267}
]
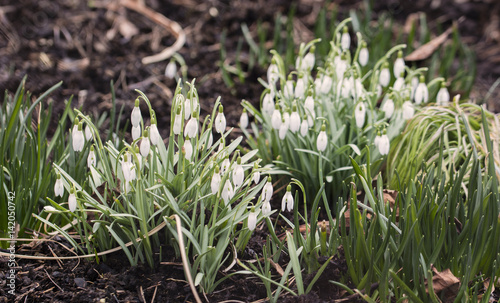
[
  {"left": 405, "top": 26, "right": 454, "bottom": 61},
  {"left": 425, "top": 265, "right": 460, "bottom": 303}
]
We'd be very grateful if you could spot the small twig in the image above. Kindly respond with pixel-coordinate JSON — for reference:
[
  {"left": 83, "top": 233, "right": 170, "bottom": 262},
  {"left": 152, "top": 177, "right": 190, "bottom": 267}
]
[
  {"left": 44, "top": 269, "right": 64, "bottom": 292},
  {"left": 173, "top": 214, "right": 202, "bottom": 303}
]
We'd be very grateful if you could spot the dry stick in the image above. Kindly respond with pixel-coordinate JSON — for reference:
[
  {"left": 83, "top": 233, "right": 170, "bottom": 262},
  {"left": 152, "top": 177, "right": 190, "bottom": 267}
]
[
  {"left": 0, "top": 222, "right": 166, "bottom": 260},
  {"left": 119, "top": 0, "right": 186, "bottom": 64},
  {"left": 173, "top": 214, "right": 202, "bottom": 303}
]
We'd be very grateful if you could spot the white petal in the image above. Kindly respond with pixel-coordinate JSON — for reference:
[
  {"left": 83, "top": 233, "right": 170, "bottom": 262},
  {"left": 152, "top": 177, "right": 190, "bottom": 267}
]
[
  {"left": 300, "top": 120, "right": 309, "bottom": 136},
  {"left": 132, "top": 125, "right": 141, "bottom": 141},
  {"left": 317, "top": 131, "right": 327, "bottom": 152},
  {"left": 183, "top": 140, "right": 193, "bottom": 160},
  {"left": 150, "top": 124, "right": 161, "bottom": 145},
  {"left": 215, "top": 112, "right": 226, "bottom": 134},
  {"left": 383, "top": 99, "right": 395, "bottom": 119},
  {"left": 140, "top": 137, "right": 150, "bottom": 157},
  {"left": 359, "top": 48, "right": 369, "bottom": 66},
  {"left": 240, "top": 111, "right": 249, "bottom": 129},
  {"left": 54, "top": 179, "right": 64, "bottom": 197},
  {"left": 173, "top": 113, "right": 182, "bottom": 135},
  {"left": 379, "top": 68, "right": 390, "bottom": 87},
  {"left": 68, "top": 193, "right": 77, "bottom": 212},
  {"left": 211, "top": 172, "right": 221, "bottom": 194},
  {"left": 131, "top": 107, "right": 141, "bottom": 127},
  {"left": 232, "top": 165, "right": 244, "bottom": 188},
  {"left": 271, "top": 109, "right": 282, "bottom": 130},
  {"left": 355, "top": 103, "right": 366, "bottom": 128}
]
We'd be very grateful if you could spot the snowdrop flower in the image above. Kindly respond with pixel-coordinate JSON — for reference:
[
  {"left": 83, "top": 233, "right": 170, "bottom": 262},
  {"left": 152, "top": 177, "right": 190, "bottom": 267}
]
[
  {"left": 132, "top": 125, "right": 141, "bottom": 141},
  {"left": 134, "top": 146, "right": 143, "bottom": 169},
  {"left": 338, "top": 75, "right": 352, "bottom": 99},
  {"left": 68, "top": 187, "right": 77, "bottom": 212},
  {"left": 215, "top": 105, "right": 226, "bottom": 134},
  {"left": 352, "top": 74, "right": 364, "bottom": 99},
  {"left": 281, "top": 185, "right": 294, "bottom": 212},
  {"left": 262, "top": 92, "right": 275, "bottom": 116},
  {"left": 211, "top": 166, "right": 221, "bottom": 194},
  {"left": 183, "top": 137, "right": 193, "bottom": 161},
  {"left": 289, "top": 105, "right": 300, "bottom": 133},
  {"left": 393, "top": 72, "right": 405, "bottom": 91},
  {"left": 304, "top": 94, "right": 315, "bottom": 127},
  {"left": 44, "top": 206, "right": 59, "bottom": 213},
  {"left": 72, "top": 121, "right": 85, "bottom": 152},
  {"left": 320, "top": 73, "right": 333, "bottom": 95},
  {"left": 300, "top": 115, "right": 309, "bottom": 137},
  {"left": 402, "top": 101, "right": 415, "bottom": 120},
  {"left": 341, "top": 26, "right": 350, "bottom": 50},
  {"left": 271, "top": 105, "right": 282, "bottom": 130},
  {"left": 184, "top": 98, "right": 192, "bottom": 120},
  {"left": 302, "top": 46, "right": 315, "bottom": 71},
  {"left": 121, "top": 153, "right": 136, "bottom": 182},
  {"left": 295, "top": 76, "right": 305, "bottom": 99},
  {"left": 374, "top": 131, "right": 382, "bottom": 149},
  {"left": 240, "top": 108, "right": 249, "bottom": 129},
  {"left": 410, "top": 76, "right": 419, "bottom": 101},
  {"left": 314, "top": 77, "right": 322, "bottom": 96},
  {"left": 232, "top": 157, "right": 244, "bottom": 188},
  {"left": 414, "top": 75, "right": 428, "bottom": 104},
  {"left": 335, "top": 53, "right": 348, "bottom": 80},
  {"left": 54, "top": 174, "right": 64, "bottom": 197},
  {"left": 150, "top": 118, "right": 161, "bottom": 145},
  {"left": 185, "top": 112, "right": 199, "bottom": 138},
  {"left": 378, "top": 131, "right": 390, "bottom": 155},
  {"left": 436, "top": 82, "right": 450, "bottom": 105},
  {"left": 173, "top": 106, "right": 182, "bottom": 135},
  {"left": 376, "top": 84, "right": 383, "bottom": 98},
  {"left": 85, "top": 124, "right": 93, "bottom": 141},
  {"left": 164, "top": 60, "right": 177, "bottom": 79},
  {"left": 248, "top": 206, "right": 259, "bottom": 231},
  {"left": 355, "top": 102, "right": 366, "bottom": 128},
  {"left": 262, "top": 200, "right": 272, "bottom": 217},
  {"left": 252, "top": 162, "right": 260, "bottom": 184},
  {"left": 267, "top": 60, "right": 279, "bottom": 86},
  {"left": 382, "top": 98, "right": 395, "bottom": 119},
  {"left": 140, "top": 129, "right": 150, "bottom": 157},
  {"left": 87, "top": 145, "right": 96, "bottom": 168},
  {"left": 359, "top": 41, "right": 369, "bottom": 66},
  {"left": 317, "top": 124, "right": 327, "bottom": 152},
  {"left": 379, "top": 62, "right": 390, "bottom": 87},
  {"left": 283, "top": 76, "right": 294, "bottom": 100},
  {"left": 262, "top": 176, "right": 273, "bottom": 203},
  {"left": 221, "top": 179, "right": 234, "bottom": 205},
  {"left": 131, "top": 99, "right": 141, "bottom": 127},
  {"left": 393, "top": 50, "right": 405, "bottom": 79},
  {"left": 220, "top": 157, "right": 231, "bottom": 175},
  {"left": 279, "top": 115, "right": 289, "bottom": 140}
]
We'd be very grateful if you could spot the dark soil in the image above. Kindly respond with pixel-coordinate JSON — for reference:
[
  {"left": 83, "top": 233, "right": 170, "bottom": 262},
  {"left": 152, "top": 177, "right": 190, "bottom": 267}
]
[{"left": 1, "top": 0, "right": 499, "bottom": 302}]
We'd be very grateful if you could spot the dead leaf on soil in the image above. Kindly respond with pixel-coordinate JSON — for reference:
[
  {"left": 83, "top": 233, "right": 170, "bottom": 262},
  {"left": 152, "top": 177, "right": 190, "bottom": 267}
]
[
  {"left": 405, "top": 25, "right": 454, "bottom": 61},
  {"left": 425, "top": 265, "right": 460, "bottom": 302}
]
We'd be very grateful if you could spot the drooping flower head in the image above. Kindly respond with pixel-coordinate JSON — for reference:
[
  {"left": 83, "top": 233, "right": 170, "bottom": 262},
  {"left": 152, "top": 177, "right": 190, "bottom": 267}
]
[
  {"left": 359, "top": 41, "right": 369, "bottom": 67},
  {"left": 150, "top": 117, "right": 161, "bottom": 145},
  {"left": 131, "top": 98, "right": 142, "bottom": 127},
  {"left": 317, "top": 123, "right": 327, "bottom": 152},
  {"left": 72, "top": 120, "right": 85, "bottom": 152},
  {"left": 393, "top": 50, "right": 405, "bottom": 79},
  {"left": 341, "top": 26, "right": 350, "bottom": 51},
  {"left": 215, "top": 105, "right": 226, "bottom": 134},
  {"left": 414, "top": 75, "right": 429, "bottom": 104},
  {"left": 379, "top": 62, "right": 390, "bottom": 87},
  {"left": 248, "top": 205, "right": 259, "bottom": 231},
  {"left": 436, "top": 81, "right": 450, "bottom": 106},
  {"left": 232, "top": 157, "right": 244, "bottom": 188},
  {"left": 281, "top": 184, "right": 294, "bottom": 212},
  {"left": 355, "top": 102, "right": 366, "bottom": 129},
  {"left": 140, "top": 129, "right": 150, "bottom": 157},
  {"left": 87, "top": 145, "right": 96, "bottom": 168},
  {"left": 240, "top": 108, "right": 249, "bottom": 129},
  {"left": 54, "top": 173, "right": 64, "bottom": 197}
]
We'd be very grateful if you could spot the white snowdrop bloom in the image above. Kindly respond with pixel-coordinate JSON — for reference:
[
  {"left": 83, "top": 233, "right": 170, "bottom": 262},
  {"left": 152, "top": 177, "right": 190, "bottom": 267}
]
[
  {"left": 252, "top": 162, "right": 260, "bottom": 184},
  {"left": 281, "top": 185, "right": 294, "bottom": 212},
  {"left": 335, "top": 55, "right": 348, "bottom": 80},
  {"left": 393, "top": 74, "right": 405, "bottom": 92},
  {"left": 414, "top": 76, "right": 429, "bottom": 104},
  {"left": 184, "top": 98, "right": 192, "bottom": 120},
  {"left": 355, "top": 102, "right": 366, "bottom": 128},
  {"left": 410, "top": 76, "right": 419, "bottom": 101},
  {"left": 215, "top": 105, "right": 226, "bottom": 134},
  {"left": 341, "top": 26, "right": 350, "bottom": 50},
  {"left": 134, "top": 146, "right": 143, "bottom": 169},
  {"left": 289, "top": 107, "right": 301, "bottom": 133},
  {"left": 211, "top": 166, "right": 221, "bottom": 195},
  {"left": 85, "top": 124, "right": 93, "bottom": 141},
  {"left": 300, "top": 117, "right": 309, "bottom": 137},
  {"left": 353, "top": 77, "right": 364, "bottom": 99},
  {"left": 263, "top": 177, "right": 273, "bottom": 202},
  {"left": 72, "top": 121, "right": 85, "bottom": 152},
  {"left": 320, "top": 74, "right": 333, "bottom": 94},
  {"left": 121, "top": 154, "right": 136, "bottom": 182},
  {"left": 173, "top": 106, "right": 183, "bottom": 135},
  {"left": 338, "top": 77, "right": 351, "bottom": 99},
  {"left": 220, "top": 157, "right": 231, "bottom": 175},
  {"left": 262, "top": 200, "right": 272, "bottom": 217},
  {"left": 68, "top": 189, "right": 77, "bottom": 212},
  {"left": 379, "top": 63, "right": 390, "bottom": 87},
  {"left": 240, "top": 108, "right": 249, "bottom": 129},
  {"left": 437, "top": 82, "right": 450, "bottom": 105},
  {"left": 382, "top": 98, "right": 395, "bottom": 119},
  {"left": 314, "top": 77, "right": 322, "bottom": 96},
  {"left": 54, "top": 174, "right": 64, "bottom": 197},
  {"left": 262, "top": 92, "right": 275, "bottom": 116},
  {"left": 232, "top": 157, "right": 244, "bottom": 188},
  {"left": 221, "top": 179, "right": 234, "bottom": 205},
  {"left": 271, "top": 106, "right": 282, "bottom": 130},
  {"left": 87, "top": 145, "right": 96, "bottom": 168},
  {"left": 378, "top": 133, "right": 390, "bottom": 155},
  {"left": 164, "top": 60, "right": 177, "bottom": 79},
  {"left": 131, "top": 99, "right": 142, "bottom": 127},
  {"left": 304, "top": 95, "right": 315, "bottom": 126},
  {"left": 183, "top": 138, "right": 193, "bottom": 161},
  {"left": 279, "top": 118, "right": 288, "bottom": 140},
  {"left": 267, "top": 61, "right": 279, "bottom": 86},
  {"left": 374, "top": 133, "right": 382, "bottom": 149},
  {"left": 359, "top": 42, "right": 369, "bottom": 66},
  {"left": 393, "top": 50, "right": 405, "bottom": 79},
  {"left": 150, "top": 119, "right": 161, "bottom": 145},
  {"left": 302, "top": 48, "right": 315, "bottom": 71},
  {"left": 284, "top": 78, "right": 294, "bottom": 100},
  {"left": 206, "top": 131, "right": 213, "bottom": 149},
  {"left": 376, "top": 84, "right": 383, "bottom": 98},
  {"left": 132, "top": 125, "right": 141, "bottom": 141},
  {"left": 140, "top": 129, "right": 150, "bottom": 157},
  {"left": 295, "top": 77, "right": 306, "bottom": 99},
  {"left": 317, "top": 124, "right": 327, "bottom": 152},
  {"left": 185, "top": 114, "right": 199, "bottom": 138},
  {"left": 402, "top": 101, "right": 415, "bottom": 120},
  {"left": 44, "top": 206, "right": 59, "bottom": 213},
  {"left": 248, "top": 206, "right": 259, "bottom": 231}
]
